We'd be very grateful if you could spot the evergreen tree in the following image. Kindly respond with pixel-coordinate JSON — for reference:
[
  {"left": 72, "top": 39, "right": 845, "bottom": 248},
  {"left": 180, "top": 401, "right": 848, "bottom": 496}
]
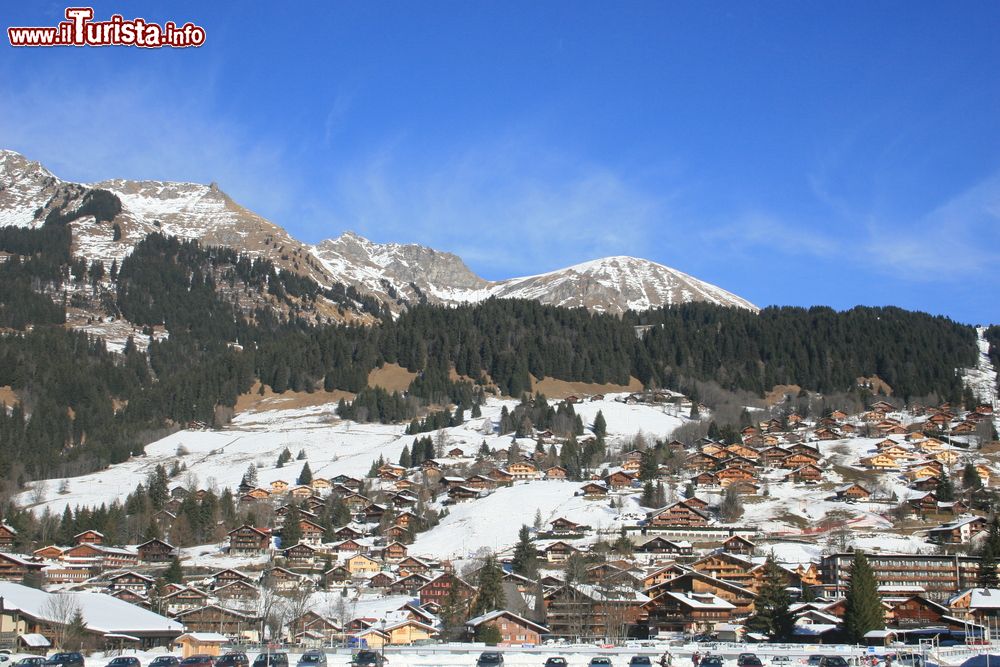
[
  {"left": 963, "top": 463, "right": 983, "bottom": 490},
  {"left": 63, "top": 608, "right": 88, "bottom": 651},
  {"left": 977, "top": 516, "right": 1000, "bottom": 588},
  {"left": 936, "top": 473, "right": 955, "bottom": 502},
  {"left": 593, "top": 410, "right": 607, "bottom": 439},
  {"left": 163, "top": 555, "right": 184, "bottom": 584},
  {"left": 297, "top": 462, "right": 313, "bottom": 485},
  {"left": 842, "top": 550, "right": 884, "bottom": 643},
  {"left": 475, "top": 623, "right": 503, "bottom": 644},
  {"left": 282, "top": 504, "right": 303, "bottom": 546},
  {"left": 471, "top": 553, "right": 507, "bottom": 616},
  {"left": 438, "top": 577, "right": 470, "bottom": 641},
  {"left": 511, "top": 525, "right": 538, "bottom": 578},
  {"left": 746, "top": 553, "right": 794, "bottom": 640},
  {"left": 641, "top": 481, "right": 656, "bottom": 507},
  {"left": 399, "top": 444, "right": 412, "bottom": 468}
]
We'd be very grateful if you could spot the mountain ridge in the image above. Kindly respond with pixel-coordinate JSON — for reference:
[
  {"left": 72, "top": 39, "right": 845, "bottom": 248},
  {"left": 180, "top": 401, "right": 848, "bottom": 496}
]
[{"left": 0, "top": 149, "right": 756, "bottom": 315}]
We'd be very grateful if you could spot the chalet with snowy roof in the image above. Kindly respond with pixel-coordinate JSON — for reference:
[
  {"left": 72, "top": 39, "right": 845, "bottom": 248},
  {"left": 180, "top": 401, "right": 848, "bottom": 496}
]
[
  {"left": 544, "top": 583, "right": 649, "bottom": 640},
  {"left": 928, "top": 516, "right": 988, "bottom": 545},
  {"left": 32, "top": 545, "right": 63, "bottom": 559},
  {"left": 363, "top": 502, "right": 388, "bottom": 521},
  {"left": 162, "top": 586, "right": 210, "bottom": 614},
  {"left": 137, "top": 538, "right": 175, "bottom": 563},
  {"left": 784, "top": 464, "right": 823, "bottom": 483},
  {"left": 419, "top": 572, "right": 475, "bottom": 606},
  {"left": 579, "top": 481, "right": 608, "bottom": 496},
  {"left": 74, "top": 530, "right": 104, "bottom": 545},
  {"left": 464, "top": 474, "right": 498, "bottom": 490},
  {"left": 382, "top": 541, "right": 408, "bottom": 561},
  {"left": 716, "top": 466, "right": 756, "bottom": 486},
  {"left": 466, "top": 610, "right": 548, "bottom": 646},
  {"left": 722, "top": 534, "right": 756, "bottom": 555},
  {"left": 106, "top": 570, "right": 155, "bottom": 593},
  {"left": 283, "top": 542, "right": 317, "bottom": 566},
  {"left": 270, "top": 480, "right": 289, "bottom": 494},
  {"left": 346, "top": 553, "right": 380, "bottom": 575},
  {"left": 544, "top": 465, "right": 569, "bottom": 480},
  {"left": 227, "top": 525, "right": 270, "bottom": 554},
  {"left": 543, "top": 540, "right": 581, "bottom": 563},
  {"left": 0, "top": 523, "right": 16, "bottom": 549},
  {"left": 507, "top": 460, "right": 540, "bottom": 480},
  {"left": 389, "top": 573, "right": 432, "bottom": 595},
  {"left": 214, "top": 579, "right": 259, "bottom": 603},
  {"left": 447, "top": 485, "right": 481, "bottom": 502},
  {"left": 635, "top": 536, "right": 693, "bottom": 557},
  {"left": 646, "top": 569, "right": 756, "bottom": 616},
  {"left": 604, "top": 470, "right": 636, "bottom": 489},
  {"left": 0, "top": 552, "right": 44, "bottom": 582},
  {"left": 781, "top": 451, "right": 821, "bottom": 469},
  {"left": 646, "top": 500, "right": 711, "bottom": 528},
  {"left": 885, "top": 595, "right": 952, "bottom": 629},
  {"left": 397, "top": 556, "right": 432, "bottom": 574},
  {"left": 835, "top": 483, "right": 871, "bottom": 501},
  {"left": 175, "top": 604, "right": 258, "bottom": 636},
  {"left": 323, "top": 565, "right": 350, "bottom": 583},
  {"left": 549, "top": 517, "right": 584, "bottom": 534},
  {"left": 644, "top": 590, "right": 736, "bottom": 635},
  {"left": 489, "top": 468, "right": 515, "bottom": 485}
]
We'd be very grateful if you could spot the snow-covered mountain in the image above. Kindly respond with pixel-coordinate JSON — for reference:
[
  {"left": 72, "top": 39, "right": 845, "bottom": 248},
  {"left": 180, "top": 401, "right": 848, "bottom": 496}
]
[
  {"left": 311, "top": 233, "right": 757, "bottom": 313},
  {"left": 1, "top": 149, "right": 756, "bottom": 315}
]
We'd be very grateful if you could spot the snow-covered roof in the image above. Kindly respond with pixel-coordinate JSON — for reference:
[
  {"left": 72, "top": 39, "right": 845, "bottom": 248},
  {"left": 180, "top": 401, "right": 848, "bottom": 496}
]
[
  {"left": 660, "top": 591, "right": 735, "bottom": 610},
  {"left": 19, "top": 633, "right": 50, "bottom": 647},
  {"left": 971, "top": 589, "right": 1000, "bottom": 609},
  {"left": 0, "top": 582, "right": 183, "bottom": 635}
]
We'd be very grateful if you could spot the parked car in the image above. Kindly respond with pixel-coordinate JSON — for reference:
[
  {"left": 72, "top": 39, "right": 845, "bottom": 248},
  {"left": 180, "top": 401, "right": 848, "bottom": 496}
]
[
  {"left": 701, "top": 658, "right": 724, "bottom": 667},
  {"left": 105, "top": 659, "right": 140, "bottom": 667},
  {"left": 736, "top": 655, "right": 762, "bottom": 667},
  {"left": 807, "top": 657, "right": 826, "bottom": 667},
  {"left": 819, "top": 658, "right": 849, "bottom": 667},
  {"left": 296, "top": 653, "right": 327, "bottom": 667},
  {"left": 215, "top": 654, "right": 248, "bottom": 667},
  {"left": 351, "top": 652, "right": 385, "bottom": 667},
  {"left": 630, "top": 658, "right": 653, "bottom": 667},
  {"left": 179, "top": 656, "right": 215, "bottom": 667},
  {"left": 544, "top": 659, "right": 568, "bottom": 667},
  {"left": 589, "top": 659, "right": 613, "bottom": 667},
  {"left": 44, "top": 654, "right": 84, "bottom": 667},
  {"left": 771, "top": 659, "right": 793, "bottom": 666},
  {"left": 14, "top": 658, "right": 46, "bottom": 667},
  {"left": 149, "top": 657, "right": 180, "bottom": 667},
  {"left": 253, "top": 654, "right": 289, "bottom": 667},
  {"left": 476, "top": 654, "right": 504, "bottom": 667}
]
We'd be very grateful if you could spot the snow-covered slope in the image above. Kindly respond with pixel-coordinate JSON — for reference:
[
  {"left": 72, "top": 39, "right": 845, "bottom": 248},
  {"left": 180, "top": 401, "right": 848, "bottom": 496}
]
[{"left": 1, "top": 149, "right": 756, "bottom": 315}]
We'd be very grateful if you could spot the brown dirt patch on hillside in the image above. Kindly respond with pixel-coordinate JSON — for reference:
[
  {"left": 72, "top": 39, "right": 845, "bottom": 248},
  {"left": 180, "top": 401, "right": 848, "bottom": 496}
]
[
  {"left": 530, "top": 375, "right": 642, "bottom": 399},
  {"left": 765, "top": 384, "right": 802, "bottom": 405},
  {"left": 368, "top": 363, "right": 418, "bottom": 392},
  {"left": 235, "top": 381, "right": 354, "bottom": 414},
  {"left": 0, "top": 386, "right": 20, "bottom": 407}
]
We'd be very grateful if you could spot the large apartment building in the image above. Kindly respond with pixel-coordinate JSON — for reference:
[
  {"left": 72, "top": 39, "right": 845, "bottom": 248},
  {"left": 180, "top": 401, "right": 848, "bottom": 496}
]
[{"left": 821, "top": 553, "right": 982, "bottom": 600}]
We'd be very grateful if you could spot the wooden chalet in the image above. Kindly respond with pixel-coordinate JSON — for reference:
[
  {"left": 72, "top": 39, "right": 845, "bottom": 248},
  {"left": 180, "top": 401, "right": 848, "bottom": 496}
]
[
  {"left": 227, "top": 525, "right": 270, "bottom": 554},
  {"left": 137, "top": 538, "right": 175, "bottom": 563},
  {"left": 646, "top": 500, "right": 710, "bottom": 528}
]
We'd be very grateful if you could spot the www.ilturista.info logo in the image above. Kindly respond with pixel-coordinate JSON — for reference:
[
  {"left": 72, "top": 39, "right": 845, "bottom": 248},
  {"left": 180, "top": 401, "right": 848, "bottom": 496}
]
[{"left": 8, "top": 7, "right": 206, "bottom": 48}]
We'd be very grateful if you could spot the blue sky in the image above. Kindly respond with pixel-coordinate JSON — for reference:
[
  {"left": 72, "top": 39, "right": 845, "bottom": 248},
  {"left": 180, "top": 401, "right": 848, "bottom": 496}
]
[{"left": 2, "top": 2, "right": 998, "bottom": 324}]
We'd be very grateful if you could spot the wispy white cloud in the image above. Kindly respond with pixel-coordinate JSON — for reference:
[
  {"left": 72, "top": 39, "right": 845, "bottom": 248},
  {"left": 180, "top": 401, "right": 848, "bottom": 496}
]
[
  {"left": 700, "top": 212, "right": 842, "bottom": 259},
  {"left": 320, "top": 137, "right": 674, "bottom": 277},
  {"left": 861, "top": 171, "right": 1000, "bottom": 282},
  {"left": 0, "top": 67, "right": 300, "bottom": 220}
]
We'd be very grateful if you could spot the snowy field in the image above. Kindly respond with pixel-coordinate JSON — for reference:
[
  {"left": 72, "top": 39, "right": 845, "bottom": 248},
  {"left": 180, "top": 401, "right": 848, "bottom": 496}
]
[{"left": 17, "top": 394, "right": 687, "bottom": 522}]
